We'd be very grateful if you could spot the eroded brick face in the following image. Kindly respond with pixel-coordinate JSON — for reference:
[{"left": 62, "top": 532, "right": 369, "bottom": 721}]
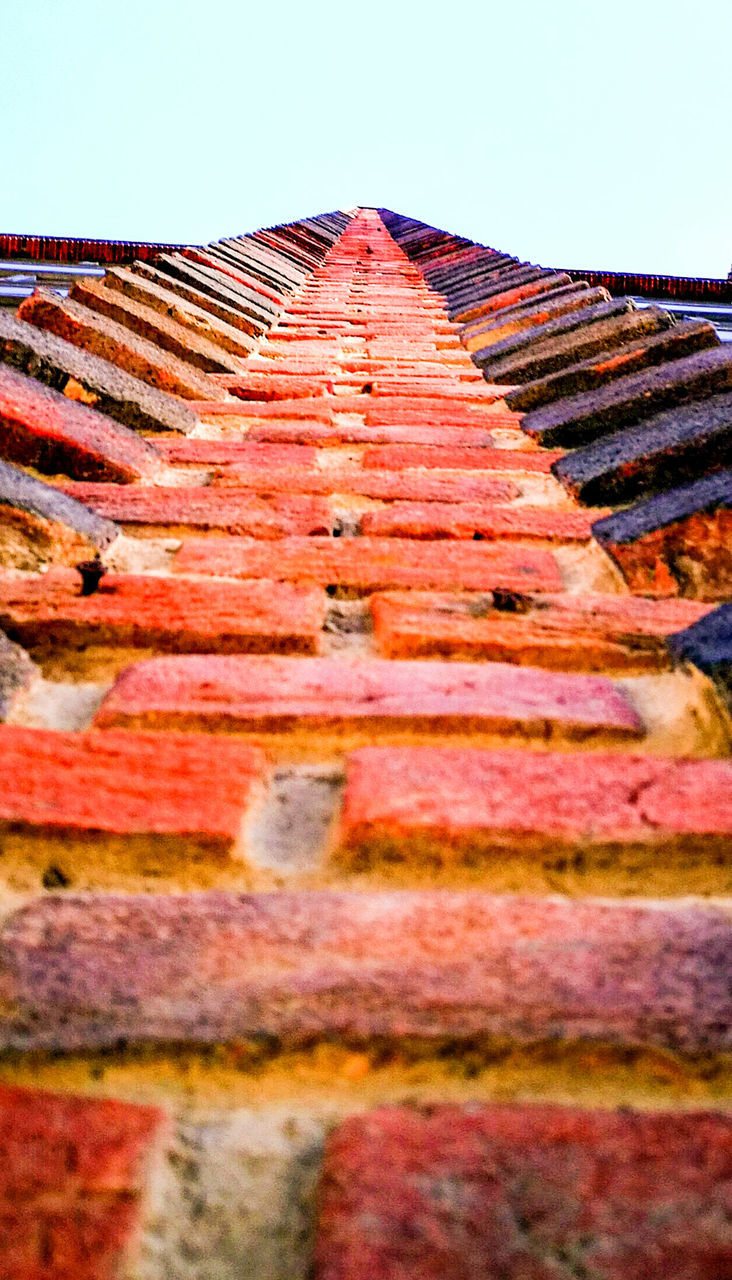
[{"left": 0, "top": 205, "right": 730, "bottom": 1278}]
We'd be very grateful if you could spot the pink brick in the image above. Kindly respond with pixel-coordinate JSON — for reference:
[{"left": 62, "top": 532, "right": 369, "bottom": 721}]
[
  {"left": 94, "top": 654, "right": 642, "bottom": 743},
  {"left": 339, "top": 746, "right": 732, "bottom": 873},
  {"left": 0, "top": 568, "right": 325, "bottom": 653},
  {"left": 0, "top": 893, "right": 727, "bottom": 1054},
  {"left": 173, "top": 536, "right": 562, "bottom": 592},
  {"left": 362, "top": 444, "right": 561, "bottom": 471},
  {"left": 315, "top": 1104, "right": 732, "bottom": 1280},
  {"left": 159, "top": 439, "right": 317, "bottom": 468}
]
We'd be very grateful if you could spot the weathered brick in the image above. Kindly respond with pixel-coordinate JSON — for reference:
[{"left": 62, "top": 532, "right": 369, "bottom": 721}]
[
  {"left": 553, "top": 391, "right": 732, "bottom": 505},
  {"left": 593, "top": 470, "right": 732, "bottom": 598},
  {"left": 0, "top": 568, "right": 325, "bottom": 654},
  {"left": 94, "top": 653, "right": 641, "bottom": 744},
  {"left": 361, "top": 503, "right": 594, "bottom": 541},
  {"left": 315, "top": 1104, "right": 732, "bottom": 1280},
  {"left": 461, "top": 284, "right": 606, "bottom": 351},
  {"left": 103, "top": 265, "right": 257, "bottom": 357},
  {"left": 472, "top": 296, "right": 638, "bottom": 368},
  {"left": 0, "top": 725, "right": 266, "bottom": 861},
  {"left": 173, "top": 536, "right": 563, "bottom": 593},
  {"left": 211, "top": 466, "right": 518, "bottom": 504},
  {"left": 0, "top": 892, "right": 726, "bottom": 1054},
  {"left": 160, "top": 439, "right": 318, "bottom": 468},
  {"left": 0, "top": 308, "right": 198, "bottom": 434},
  {"left": 361, "top": 444, "right": 561, "bottom": 472},
  {"left": 524, "top": 345, "right": 732, "bottom": 448},
  {"left": 0, "top": 363, "right": 161, "bottom": 482},
  {"left": 0, "top": 1084, "right": 164, "bottom": 1280},
  {"left": 183, "top": 247, "right": 286, "bottom": 307},
  {"left": 60, "top": 484, "right": 333, "bottom": 536},
  {"left": 148, "top": 254, "right": 274, "bottom": 329},
  {"left": 0, "top": 459, "right": 118, "bottom": 569},
  {"left": 71, "top": 276, "right": 244, "bottom": 373},
  {"left": 453, "top": 273, "right": 572, "bottom": 324},
  {"left": 0, "top": 630, "right": 36, "bottom": 719},
  {"left": 668, "top": 602, "right": 732, "bottom": 710},
  {"left": 370, "top": 590, "right": 709, "bottom": 669},
  {"left": 338, "top": 746, "right": 732, "bottom": 879},
  {"left": 132, "top": 259, "right": 266, "bottom": 337},
  {"left": 18, "top": 288, "right": 224, "bottom": 401}
]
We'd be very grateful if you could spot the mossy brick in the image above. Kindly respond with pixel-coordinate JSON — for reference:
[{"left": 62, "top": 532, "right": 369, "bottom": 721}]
[
  {"left": 94, "top": 653, "right": 641, "bottom": 743},
  {"left": 18, "top": 289, "right": 224, "bottom": 401},
  {"left": 0, "top": 630, "right": 36, "bottom": 719},
  {"left": 60, "top": 484, "right": 333, "bottom": 537},
  {"left": 339, "top": 746, "right": 732, "bottom": 875},
  {"left": 370, "top": 590, "right": 710, "bottom": 670},
  {"left": 668, "top": 603, "right": 732, "bottom": 709},
  {"left": 0, "top": 1084, "right": 164, "bottom": 1280},
  {"left": 361, "top": 503, "right": 594, "bottom": 542},
  {"left": 470, "top": 296, "right": 636, "bottom": 368},
  {"left": 505, "top": 320, "right": 720, "bottom": 412},
  {"left": 70, "top": 276, "right": 244, "bottom": 374},
  {"left": 552, "top": 390, "right": 732, "bottom": 505},
  {"left": 173, "top": 535, "right": 562, "bottom": 593},
  {"left": 0, "top": 459, "right": 118, "bottom": 568},
  {"left": 452, "top": 274, "right": 572, "bottom": 325},
  {"left": 461, "top": 284, "right": 604, "bottom": 351},
  {"left": 102, "top": 265, "right": 257, "bottom": 357},
  {"left": 0, "top": 364, "right": 161, "bottom": 482},
  {"left": 480, "top": 305, "right": 690, "bottom": 383},
  {"left": 314, "top": 1104, "right": 732, "bottom": 1280},
  {"left": 0, "top": 892, "right": 727, "bottom": 1056},
  {"left": 0, "top": 725, "right": 266, "bottom": 858},
  {"left": 0, "top": 308, "right": 199, "bottom": 434},
  {"left": 361, "top": 444, "right": 561, "bottom": 472},
  {"left": 131, "top": 260, "right": 267, "bottom": 338},
  {"left": 523, "top": 345, "right": 732, "bottom": 448},
  {"left": 0, "top": 568, "right": 326, "bottom": 654},
  {"left": 593, "top": 470, "right": 732, "bottom": 598}
]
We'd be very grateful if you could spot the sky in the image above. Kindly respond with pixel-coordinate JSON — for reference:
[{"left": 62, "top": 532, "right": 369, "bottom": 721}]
[{"left": 2, "top": 0, "right": 731, "bottom": 278}]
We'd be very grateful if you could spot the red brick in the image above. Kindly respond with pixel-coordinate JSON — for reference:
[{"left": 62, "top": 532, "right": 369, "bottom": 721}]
[
  {"left": 361, "top": 444, "right": 561, "bottom": 471},
  {"left": 371, "top": 590, "right": 710, "bottom": 669},
  {"left": 18, "top": 289, "right": 225, "bottom": 401},
  {"left": 315, "top": 1104, "right": 732, "bottom": 1280},
  {"left": 70, "top": 276, "right": 244, "bottom": 374},
  {"left": 60, "top": 484, "right": 333, "bottom": 536},
  {"left": 0, "top": 1083, "right": 164, "bottom": 1280},
  {"left": 159, "top": 440, "right": 318, "bottom": 468},
  {"left": 94, "top": 653, "right": 641, "bottom": 743},
  {"left": 210, "top": 468, "right": 518, "bottom": 503},
  {"left": 339, "top": 746, "right": 732, "bottom": 873},
  {"left": 0, "top": 725, "right": 266, "bottom": 858},
  {"left": 228, "top": 372, "right": 334, "bottom": 399},
  {"left": 0, "top": 892, "right": 727, "bottom": 1055},
  {"left": 247, "top": 419, "right": 504, "bottom": 447},
  {"left": 0, "top": 364, "right": 161, "bottom": 482},
  {"left": 0, "top": 568, "right": 325, "bottom": 654},
  {"left": 173, "top": 536, "right": 562, "bottom": 592},
  {"left": 362, "top": 502, "right": 595, "bottom": 541}
]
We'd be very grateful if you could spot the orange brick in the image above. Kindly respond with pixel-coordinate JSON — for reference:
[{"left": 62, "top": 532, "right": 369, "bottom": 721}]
[
  {"left": 60, "top": 484, "right": 333, "bottom": 536},
  {"left": 370, "top": 590, "right": 710, "bottom": 669},
  {"left": 0, "top": 568, "right": 325, "bottom": 654},
  {"left": 0, "top": 725, "right": 266, "bottom": 857},
  {"left": 362, "top": 503, "right": 595, "bottom": 541},
  {"left": 173, "top": 535, "right": 562, "bottom": 592},
  {"left": 361, "top": 444, "right": 561, "bottom": 471},
  {"left": 94, "top": 654, "right": 641, "bottom": 743}
]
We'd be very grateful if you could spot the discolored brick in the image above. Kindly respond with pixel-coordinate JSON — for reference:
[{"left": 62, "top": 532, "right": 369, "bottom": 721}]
[
  {"left": 103, "top": 265, "right": 257, "bottom": 357},
  {"left": 18, "top": 289, "right": 225, "bottom": 401},
  {"left": 315, "top": 1104, "right": 732, "bottom": 1280},
  {"left": 0, "top": 630, "right": 36, "bottom": 720},
  {"left": 471, "top": 296, "right": 640, "bottom": 370},
  {"left": 0, "top": 891, "right": 727, "bottom": 1054},
  {"left": 668, "top": 602, "right": 732, "bottom": 709},
  {"left": 0, "top": 459, "right": 118, "bottom": 569},
  {"left": 60, "top": 484, "right": 333, "bottom": 537},
  {"left": 361, "top": 503, "right": 594, "bottom": 542}
]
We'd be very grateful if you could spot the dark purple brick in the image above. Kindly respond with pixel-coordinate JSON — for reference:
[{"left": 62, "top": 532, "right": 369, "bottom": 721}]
[
  {"left": 471, "top": 296, "right": 636, "bottom": 369},
  {"left": 668, "top": 603, "right": 732, "bottom": 708}
]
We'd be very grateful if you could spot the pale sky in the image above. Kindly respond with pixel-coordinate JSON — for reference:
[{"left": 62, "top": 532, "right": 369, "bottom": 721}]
[{"left": 3, "top": 0, "right": 730, "bottom": 278}]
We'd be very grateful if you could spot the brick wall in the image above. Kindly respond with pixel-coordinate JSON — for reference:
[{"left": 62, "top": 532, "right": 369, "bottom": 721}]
[{"left": 0, "top": 207, "right": 729, "bottom": 1278}]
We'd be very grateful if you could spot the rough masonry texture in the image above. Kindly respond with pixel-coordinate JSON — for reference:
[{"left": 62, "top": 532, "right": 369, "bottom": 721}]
[{"left": 0, "top": 207, "right": 729, "bottom": 1279}]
